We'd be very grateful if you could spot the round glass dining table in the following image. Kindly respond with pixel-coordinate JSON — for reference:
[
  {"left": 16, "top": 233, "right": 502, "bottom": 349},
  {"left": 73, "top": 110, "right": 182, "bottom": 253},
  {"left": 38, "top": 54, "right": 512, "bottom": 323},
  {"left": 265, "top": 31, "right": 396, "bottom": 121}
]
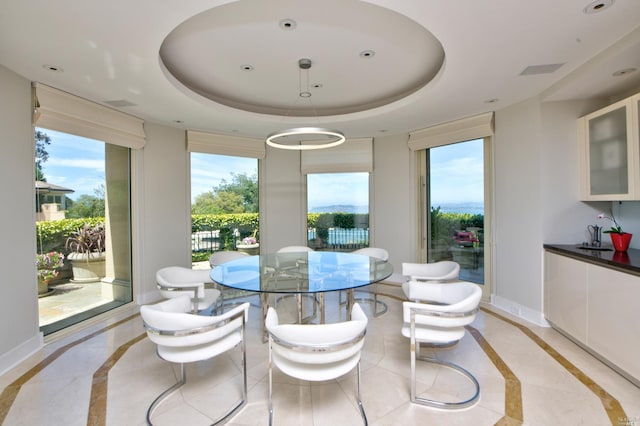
[{"left": 210, "top": 251, "right": 393, "bottom": 339}]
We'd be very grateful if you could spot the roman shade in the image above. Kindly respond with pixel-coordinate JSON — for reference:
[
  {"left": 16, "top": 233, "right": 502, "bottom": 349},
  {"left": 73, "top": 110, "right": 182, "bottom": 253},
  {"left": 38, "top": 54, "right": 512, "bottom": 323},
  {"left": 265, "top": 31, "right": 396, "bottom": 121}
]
[
  {"left": 301, "top": 137, "right": 373, "bottom": 174},
  {"left": 187, "top": 130, "right": 265, "bottom": 159},
  {"left": 32, "top": 83, "right": 146, "bottom": 149},
  {"left": 408, "top": 112, "right": 494, "bottom": 151}
]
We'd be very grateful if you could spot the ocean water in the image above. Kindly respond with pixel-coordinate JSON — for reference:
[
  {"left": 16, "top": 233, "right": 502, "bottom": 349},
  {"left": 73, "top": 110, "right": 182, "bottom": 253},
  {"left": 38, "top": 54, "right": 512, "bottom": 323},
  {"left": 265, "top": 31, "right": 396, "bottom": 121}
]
[{"left": 434, "top": 202, "right": 484, "bottom": 215}]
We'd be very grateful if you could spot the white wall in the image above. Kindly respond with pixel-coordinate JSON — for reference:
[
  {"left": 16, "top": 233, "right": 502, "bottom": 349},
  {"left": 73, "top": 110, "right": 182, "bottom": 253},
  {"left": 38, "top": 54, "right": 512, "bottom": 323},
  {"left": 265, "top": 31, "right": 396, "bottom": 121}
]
[
  {"left": 371, "top": 134, "right": 414, "bottom": 281},
  {"left": 0, "top": 66, "right": 42, "bottom": 374},
  {"left": 137, "top": 123, "right": 192, "bottom": 304}
]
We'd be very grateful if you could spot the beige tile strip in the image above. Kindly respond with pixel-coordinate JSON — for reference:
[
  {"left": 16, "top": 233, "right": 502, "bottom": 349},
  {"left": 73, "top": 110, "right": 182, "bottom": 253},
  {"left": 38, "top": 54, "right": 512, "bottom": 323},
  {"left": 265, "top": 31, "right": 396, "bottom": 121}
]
[
  {"left": 0, "top": 313, "right": 140, "bottom": 425},
  {"left": 481, "top": 307, "right": 627, "bottom": 426},
  {"left": 87, "top": 332, "right": 147, "bottom": 426},
  {"left": 466, "top": 324, "right": 523, "bottom": 424}
]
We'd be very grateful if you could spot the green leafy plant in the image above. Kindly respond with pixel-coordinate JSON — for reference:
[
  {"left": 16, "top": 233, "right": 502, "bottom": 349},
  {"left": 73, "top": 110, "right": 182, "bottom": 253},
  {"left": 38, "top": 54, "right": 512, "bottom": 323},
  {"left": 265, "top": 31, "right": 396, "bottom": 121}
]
[
  {"left": 598, "top": 212, "right": 624, "bottom": 234},
  {"left": 66, "top": 223, "right": 106, "bottom": 254}
]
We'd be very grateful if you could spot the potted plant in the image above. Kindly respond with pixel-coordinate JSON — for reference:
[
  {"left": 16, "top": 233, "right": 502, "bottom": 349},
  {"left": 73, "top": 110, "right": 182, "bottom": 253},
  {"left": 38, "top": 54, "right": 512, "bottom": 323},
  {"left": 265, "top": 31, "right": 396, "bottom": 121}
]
[
  {"left": 65, "top": 223, "right": 107, "bottom": 282},
  {"left": 598, "top": 212, "right": 632, "bottom": 252},
  {"left": 236, "top": 232, "right": 259, "bottom": 255},
  {"left": 36, "top": 251, "right": 65, "bottom": 295}
]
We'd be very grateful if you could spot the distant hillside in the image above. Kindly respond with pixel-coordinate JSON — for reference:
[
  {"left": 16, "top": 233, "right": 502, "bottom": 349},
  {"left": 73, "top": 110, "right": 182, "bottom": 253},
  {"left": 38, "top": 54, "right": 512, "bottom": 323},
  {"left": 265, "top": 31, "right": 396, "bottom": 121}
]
[{"left": 309, "top": 205, "right": 368, "bottom": 213}]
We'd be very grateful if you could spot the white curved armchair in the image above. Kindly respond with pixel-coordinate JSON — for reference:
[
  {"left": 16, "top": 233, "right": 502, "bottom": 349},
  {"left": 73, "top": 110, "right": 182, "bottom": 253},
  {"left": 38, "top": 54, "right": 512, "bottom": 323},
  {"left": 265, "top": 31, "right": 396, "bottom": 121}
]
[
  {"left": 266, "top": 303, "right": 369, "bottom": 425},
  {"left": 141, "top": 295, "right": 250, "bottom": 425},
  {"left": 401, "top": 261, "right": 460, "bottom": 302},
  {"left": 156, "top": 266, "right": 221, "bottom": 315},
  {"left": 401, "top": 282, "right": 481, "bottom": 409}
]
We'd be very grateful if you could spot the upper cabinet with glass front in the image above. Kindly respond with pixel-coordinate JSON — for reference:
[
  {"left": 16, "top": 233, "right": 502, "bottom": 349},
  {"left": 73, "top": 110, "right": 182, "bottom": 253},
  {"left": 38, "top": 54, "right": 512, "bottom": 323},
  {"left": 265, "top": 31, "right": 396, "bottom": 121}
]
[{"left": 578, "top": 93, "right": 640, "bottom": 201}]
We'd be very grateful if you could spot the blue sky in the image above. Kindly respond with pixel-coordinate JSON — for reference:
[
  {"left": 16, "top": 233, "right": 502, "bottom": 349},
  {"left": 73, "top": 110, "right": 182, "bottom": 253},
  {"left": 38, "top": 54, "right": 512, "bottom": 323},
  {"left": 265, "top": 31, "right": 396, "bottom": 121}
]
[
  {"left": 429, "top": 139, "right": 484, "bottom": 205},
  {"left": 38, "top": 128, "right": 106, "bottom": 200},
  {"left": 38, "top": 129, "right": 483, "bottom": 208}
]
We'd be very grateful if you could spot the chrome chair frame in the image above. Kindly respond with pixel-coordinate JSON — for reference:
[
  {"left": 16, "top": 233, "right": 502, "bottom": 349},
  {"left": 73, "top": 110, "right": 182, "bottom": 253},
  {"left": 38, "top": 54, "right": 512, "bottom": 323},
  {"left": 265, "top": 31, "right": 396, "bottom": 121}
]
[
  {"left": 142, "top": 303, "right": 248, "bottom": 425},
  {"left": 406, "top": 303, "right": 480, "bottom": 409}
]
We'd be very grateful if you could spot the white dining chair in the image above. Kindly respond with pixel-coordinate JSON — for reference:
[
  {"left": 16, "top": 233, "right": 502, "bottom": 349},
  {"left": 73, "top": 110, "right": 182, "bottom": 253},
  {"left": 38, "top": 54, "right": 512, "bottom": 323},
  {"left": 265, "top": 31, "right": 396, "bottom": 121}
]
[
  {"left": 209, "top": 250, "right": 254, "bottom": 310},
  {"left": 156, "top": 266, "right": 220, "bottom": 314},
  {"left": 401, "top": 261, "right": 461, "bottom": 302},
  {"left": 141, "top": 294, "right": 250, "bottom": 424},
  {"left": 401, "top": 281, "right": 481, "bottom": 409},
  {"left": 266, "top": 302, "right": 369, "bottom": 425}
]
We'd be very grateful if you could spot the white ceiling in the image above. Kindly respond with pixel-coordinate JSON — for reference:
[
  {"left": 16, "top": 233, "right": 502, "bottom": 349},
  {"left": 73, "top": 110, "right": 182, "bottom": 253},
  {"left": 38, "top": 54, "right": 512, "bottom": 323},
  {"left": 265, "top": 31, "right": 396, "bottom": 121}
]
[{"left": 2, "top": 0, "right": 640, "bottom": 141}]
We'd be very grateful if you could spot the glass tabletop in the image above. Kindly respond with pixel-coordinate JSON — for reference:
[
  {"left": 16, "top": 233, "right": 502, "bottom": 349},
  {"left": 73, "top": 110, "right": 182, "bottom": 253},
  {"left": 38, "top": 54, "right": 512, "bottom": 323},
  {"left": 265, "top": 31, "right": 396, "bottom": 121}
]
[{"left": 210, "top": 251, "right": 393, "bottom": 293}]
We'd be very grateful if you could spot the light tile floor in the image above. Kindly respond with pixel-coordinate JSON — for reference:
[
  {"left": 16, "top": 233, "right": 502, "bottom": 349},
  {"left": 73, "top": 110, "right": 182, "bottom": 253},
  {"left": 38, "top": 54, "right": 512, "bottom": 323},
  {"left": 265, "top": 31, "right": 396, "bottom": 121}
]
[{"left": 3, "top": 283, "right": 640, "bottom": 425}]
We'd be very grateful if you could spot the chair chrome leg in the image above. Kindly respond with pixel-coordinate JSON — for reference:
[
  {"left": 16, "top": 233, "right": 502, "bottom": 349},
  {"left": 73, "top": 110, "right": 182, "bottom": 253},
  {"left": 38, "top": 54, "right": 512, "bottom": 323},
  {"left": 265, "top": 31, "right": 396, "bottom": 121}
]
[
  {"left": 147, "top": 363, "right": 186, "bottom": 425},
  {"left": 212, "top": 322, "right": 248, "bottom": 425},
  {"left": 339, "top": 285, "right": 388, "bottom": 317},
  {"left": 411, "top": 351, "right": 480, "bottom": 409},
  {"left": 268, "top": 336, "right": 274, "bottom": 426},
  {"left": 356, "top": 361, "right": 368, "bottom": 425}
]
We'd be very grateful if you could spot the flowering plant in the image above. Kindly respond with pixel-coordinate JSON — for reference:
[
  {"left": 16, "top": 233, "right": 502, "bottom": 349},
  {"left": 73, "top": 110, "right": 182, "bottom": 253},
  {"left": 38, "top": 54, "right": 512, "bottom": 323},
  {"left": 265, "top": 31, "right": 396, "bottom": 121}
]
[
  {"left": 36, "top": 251, "right": 65, "bottom": 269},
  {"left": 598, "top": 212, "right": 624, "bottom": 234},
  {"left": 240, "top": 236, "right": 258, "bottom": 245},
  {"left": 36, "top": 252, "right": 65, "bottom": 284}
]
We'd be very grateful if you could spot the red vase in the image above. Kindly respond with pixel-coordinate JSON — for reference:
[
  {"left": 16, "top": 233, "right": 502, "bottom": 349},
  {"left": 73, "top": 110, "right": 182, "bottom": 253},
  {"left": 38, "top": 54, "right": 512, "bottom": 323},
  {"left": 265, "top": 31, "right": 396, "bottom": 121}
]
[{"left": 610, "top": 232, "right": 632, "bottom": 251}]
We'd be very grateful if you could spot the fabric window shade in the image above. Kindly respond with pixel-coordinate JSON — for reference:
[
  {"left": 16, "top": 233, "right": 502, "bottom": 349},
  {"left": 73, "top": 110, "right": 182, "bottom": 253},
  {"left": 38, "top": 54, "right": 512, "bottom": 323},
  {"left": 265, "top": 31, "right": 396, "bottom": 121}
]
[
  {"left": 408, "top": 112, "right": 494, "bottom": 151},
  {"left": 187, "top": 130, "right": 265, "bottom": 159},
  {"left": 32, "top": 83, "right": 146, "bottom": 149},
  {"left": 301, "top": 138, "right": 373, "bottom": 174}
]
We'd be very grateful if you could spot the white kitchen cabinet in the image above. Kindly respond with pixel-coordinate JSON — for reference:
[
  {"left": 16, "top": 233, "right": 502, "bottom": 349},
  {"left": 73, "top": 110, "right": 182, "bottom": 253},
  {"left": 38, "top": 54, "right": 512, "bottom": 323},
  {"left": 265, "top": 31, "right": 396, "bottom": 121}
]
[
  {"left": 544, "top": 250, "right": 640, "bottom": 386},
  {"left": 578, "top": 93, "right": 640, "bottom": 201},
  {"left": 544, "top": 252, "right": 588, "bottom": 344}
]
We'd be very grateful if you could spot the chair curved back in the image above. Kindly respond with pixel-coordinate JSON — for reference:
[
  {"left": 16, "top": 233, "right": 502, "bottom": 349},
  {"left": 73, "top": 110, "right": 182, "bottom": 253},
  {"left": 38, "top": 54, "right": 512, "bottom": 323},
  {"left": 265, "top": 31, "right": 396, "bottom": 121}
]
[
  {"left": 266, "top": 303, "right": 367, "bottom": 381},
  {"left": 401, "top": 282, "right": 481, "bottom": 343},
  {"left": 209, "top": 250, "right": 249, "bottom": 267},
  {"left": 402, "top": 261, "right": 459, "bottom": 281},
  {"left": 156, "top": 266, "right": 211, "bottom": 298},
  {"left": 352, "top": 247, "right": 389, "bottom": 261},
  {"left": 277, "top": 245, "right": 314, "bottom": 253},
  {"left": 141, "top": 295, "right": 249, "bottom": 355}
]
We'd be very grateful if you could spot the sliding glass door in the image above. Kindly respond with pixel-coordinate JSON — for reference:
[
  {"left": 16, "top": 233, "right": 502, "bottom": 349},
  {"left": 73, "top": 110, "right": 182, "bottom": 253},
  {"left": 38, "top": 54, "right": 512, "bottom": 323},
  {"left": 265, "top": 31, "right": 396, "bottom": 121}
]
[{"left": 425, "top": 138, "right": 489, "bottom": 287}]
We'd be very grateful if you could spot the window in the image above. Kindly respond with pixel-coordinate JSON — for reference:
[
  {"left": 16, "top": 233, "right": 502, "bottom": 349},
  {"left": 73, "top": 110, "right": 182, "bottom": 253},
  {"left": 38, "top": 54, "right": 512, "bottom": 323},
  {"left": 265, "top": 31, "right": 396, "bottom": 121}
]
[
  {"left": 306, "top": 172, "right": 370, "bottom": 251},
  {"left": 35, "top": 128, "right": 132, "bottom": 335},
  {"left": 190, "top": 153, "right": 259, "bottom": 264},
  {"left": 32, "top": 83, "right": 143, "bottom": 335}
]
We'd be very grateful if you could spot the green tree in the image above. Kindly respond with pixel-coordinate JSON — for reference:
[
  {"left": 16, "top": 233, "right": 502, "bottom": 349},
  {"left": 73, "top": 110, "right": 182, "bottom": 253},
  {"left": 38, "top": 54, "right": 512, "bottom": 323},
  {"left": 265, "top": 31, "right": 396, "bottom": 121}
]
[
  {"left": 192, "top": 191, "right": 244, "bottom": 214},
  {"left": 35, "top": 130, "right": 51, "bottom": 181},
  {"left": 216, "top": 172, "right": 258, "bottom": 213},
  {"left": 66, "top": 185, "right": 105, "bottom": 218},
  {"left": 192, "top": 172, "right": 258, "bottom": 214}
]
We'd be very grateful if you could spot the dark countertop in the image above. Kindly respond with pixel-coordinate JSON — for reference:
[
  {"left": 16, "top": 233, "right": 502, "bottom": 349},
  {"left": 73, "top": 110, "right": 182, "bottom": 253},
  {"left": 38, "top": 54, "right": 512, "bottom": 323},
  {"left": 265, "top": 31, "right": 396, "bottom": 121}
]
[{"left": 544, "top": 244, "right": 640, "bottom": 276}]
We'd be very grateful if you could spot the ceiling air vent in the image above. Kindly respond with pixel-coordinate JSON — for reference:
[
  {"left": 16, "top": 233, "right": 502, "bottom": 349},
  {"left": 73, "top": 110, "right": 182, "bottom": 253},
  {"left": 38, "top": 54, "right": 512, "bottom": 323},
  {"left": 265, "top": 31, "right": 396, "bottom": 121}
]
[
  {"left": 519, "top": 63, "right": 565, "bottom": 75},
  {"left": 103, "top": 99, "right": 137, "bottom": 107}
]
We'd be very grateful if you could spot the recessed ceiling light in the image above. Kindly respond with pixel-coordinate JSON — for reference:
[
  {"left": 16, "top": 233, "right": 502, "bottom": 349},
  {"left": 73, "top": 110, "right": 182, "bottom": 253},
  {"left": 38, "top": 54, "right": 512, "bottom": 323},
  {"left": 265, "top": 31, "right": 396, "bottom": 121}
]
[
  {"left": 240, "top": 64, "right": 254, "bottom": 71},
  {"left": 174, "top": 120, "right": 184, "bottom": 124},
  {"left": 312, "top": 83, "right": 323, "bottom": 89},
  {"left": 612, "top": 67, "right": 637, "bottom": 77},
  {"left": 583, "top": 0, "right": 615, "bottom": 14},
  {"left": 42, "top": 64, "right": 63, "bottom": 73},
  {"left": 485, "top": 98, "right": 499, "bottom": 104},
  {"left": 279, "top": 19, "right": 296, "bottom": 30},
  {"left": 360, "top": 50, "right": 376, "bottom": 58}
]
